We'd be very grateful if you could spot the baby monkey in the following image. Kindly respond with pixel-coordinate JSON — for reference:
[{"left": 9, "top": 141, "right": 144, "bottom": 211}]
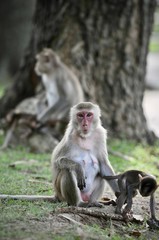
[{"left": 103, "top": 170, "right": 158, "bottom": 220}]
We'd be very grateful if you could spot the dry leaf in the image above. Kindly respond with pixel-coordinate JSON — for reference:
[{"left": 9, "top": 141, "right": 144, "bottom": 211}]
[{"left": 133, "top": 214, "right": 144, "bottom": 222}]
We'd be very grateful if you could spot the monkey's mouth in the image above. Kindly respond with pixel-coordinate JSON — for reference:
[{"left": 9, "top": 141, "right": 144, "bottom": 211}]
[{"left": 82, "top": 125, "right": 89, "bottom": 132}]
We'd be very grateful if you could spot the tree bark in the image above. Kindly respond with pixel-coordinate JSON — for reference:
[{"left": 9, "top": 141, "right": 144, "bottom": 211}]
[{"left": 0, "top": 0, "right": 156, "bottom": 143}]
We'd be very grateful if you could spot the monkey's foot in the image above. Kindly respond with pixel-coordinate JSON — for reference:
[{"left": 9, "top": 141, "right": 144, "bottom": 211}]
[
  {"left": 87, "top": 201, "right": 104, "bottom": 208},
  {"left": 115, "top": 208, "right": 122, "bottom": 215},
  {"left": 147, "top": 218, "right": 159, "bottom": 229},
  {"left": 115, "top": 192, "right": 120, "bottom": 198},
  {"left": 122, "top": 210, "right": 133, "bottom": 221}
]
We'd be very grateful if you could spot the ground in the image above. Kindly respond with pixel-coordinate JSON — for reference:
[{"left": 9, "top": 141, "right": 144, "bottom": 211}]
[
  {"left": 1, "top": 190, "right": 159, "bottom": 240},
  {"left": 1, "top": 52, "right": 159, "bottom": 240},
  {"left": 1, "top": 138, "right": 159, "bottom": 239}
]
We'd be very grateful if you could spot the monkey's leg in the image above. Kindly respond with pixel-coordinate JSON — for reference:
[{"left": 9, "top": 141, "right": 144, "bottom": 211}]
[
  {"left": 123, "top": 184, "right": 136, "bottom": 215},
  {"left": 86, "top": 177, "right": 105, "bottom": 208},
  {"left": 150, "top": 193, "right": 156, "bottom": 220},
  {"left": 115, "top": 193, "right": 127, "bottom": 214},
  {"left": 60, "top": 169, "right": 87, "bottom": 207},
  {"left": 147, "top": 195, "right": 159, "bottom": 229},
  {"left": 115, "top": 180, "right": 127, "bottom": 214}
]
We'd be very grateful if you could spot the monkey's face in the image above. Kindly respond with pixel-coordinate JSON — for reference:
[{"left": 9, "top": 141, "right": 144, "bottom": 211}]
[
  {"left": 76, "top": 111, "right": 94, "bottom": 137},
  {"left": 139, "top": 177, "right": 158, "bottom": 197},
  {"left": 34, "top": 49, "right": 60, "bottom": 76},
  {"left": 35, "top": 54, "right": 53, "bottom": 75},
  {"left": 70, "top": 102, "right": 101, "bottom": 138}
]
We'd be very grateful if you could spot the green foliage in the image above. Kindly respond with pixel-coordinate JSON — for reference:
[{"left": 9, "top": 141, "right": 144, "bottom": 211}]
[
  {"left": 149, "top": 42, "right": 159, "bottom": 52},
  {"left": 0, "top": 139, "right": 159, "bottom": 239},
  {"left": 108, "top": 139, "right": 159, "bottom": 180},
  {"left": 0, "top": 88, "right": 3, "bottom": 97},
  {"left": 0, "top": 83, "right": 5, "bottom": 97},
  {"left": 0, "top": 147, "right": 52, "bottom": 195},
  {"left": 149, "top": 6, "right": 159, "bottom": 53}
]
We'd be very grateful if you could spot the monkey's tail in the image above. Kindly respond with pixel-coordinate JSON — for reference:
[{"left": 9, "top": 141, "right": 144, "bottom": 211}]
[
  {"left": 104, "top": 174, "right": 121, "bottom": 180},
  {"left": 0, "top": 194, "right": 58, "bottom": 202}
]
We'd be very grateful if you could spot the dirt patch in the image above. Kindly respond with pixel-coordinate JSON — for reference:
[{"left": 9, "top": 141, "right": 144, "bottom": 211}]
[{"left": 1, "top": 191, "right": 159, "bottom": 240}]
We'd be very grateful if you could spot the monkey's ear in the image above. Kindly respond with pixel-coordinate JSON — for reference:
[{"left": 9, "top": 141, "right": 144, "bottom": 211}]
[{"left": 138, "top": 174, "right": 143, "bottom": 182}]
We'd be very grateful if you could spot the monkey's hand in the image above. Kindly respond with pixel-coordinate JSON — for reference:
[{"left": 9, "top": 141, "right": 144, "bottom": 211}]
[{"left": 75, "top": 165, "right": 86, "bottom": 190}]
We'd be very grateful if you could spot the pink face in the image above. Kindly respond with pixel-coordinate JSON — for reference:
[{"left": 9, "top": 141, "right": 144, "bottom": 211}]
[{"left": 77, "top": 111, "right": 94, "bottom": 134}]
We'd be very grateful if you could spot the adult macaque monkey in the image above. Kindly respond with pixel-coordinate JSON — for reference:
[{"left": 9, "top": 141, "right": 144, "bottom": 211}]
[
  {"left": 0, "top": 102, "right": 119, "bottom": 206},
  {"left": 34, "top": 48, "right": 84, "bottom": 123},
  {"left": 51, "top": 102, "right": 119, "bottom": 207},
  {"left": 103, "top": 170, "right": 159, "bottom": 220}
]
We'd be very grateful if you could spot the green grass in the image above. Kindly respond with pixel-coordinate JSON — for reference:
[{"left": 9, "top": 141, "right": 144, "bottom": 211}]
[
  {"left": 0, "top": 81, "right": 11, "bottom": 98},
  {"left": 149, "top": 6, "right": 159, "bottom": 53},
  {"left": 149, "top": 42, "right": 159, "bottom": 52},
  {"left": 0, "top": 88, "right": 4, "bottom": 97},
  {"left": 0, "top": 146, "right": 52, "bottom": 195},
  {"left": 0, "top": 138, "right": 159, "bottom": 239},
  {"left": 108, "top": 139, "right": 159, "bottom": 179}
]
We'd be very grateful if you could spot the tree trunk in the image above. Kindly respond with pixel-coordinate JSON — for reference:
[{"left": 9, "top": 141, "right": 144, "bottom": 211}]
[{"left": 0, "top": 0, "right": 156, "bottom": 143}]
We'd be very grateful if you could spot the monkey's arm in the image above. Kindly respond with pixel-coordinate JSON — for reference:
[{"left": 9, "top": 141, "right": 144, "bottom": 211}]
[
  {"left": 37, "top": 98, "right": 69, "bottom": 123},
  {"left": 99, "top": 155, "right": 119, "bottom": 194},
  {"left": 55, "top": 157, "right": 86, "bottom": 190},
  {"left": 95, "top": 136, "right": 120, "bottom": 194},
  {"left": 123, "top": 183, "right": 138, "bottom": 214},
  {"left": 150, "top": 193, "right": 156, "bottom": 219},
  {"left": 147, "top": 193, "right": 159, "bottom": 229}
]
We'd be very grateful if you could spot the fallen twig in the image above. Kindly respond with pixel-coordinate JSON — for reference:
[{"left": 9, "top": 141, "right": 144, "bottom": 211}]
[
  {"left": 54, "top": 206, "right": 125, "bottom": 221},
  {"left": 59, "top": 213, "right": 84, "bottom": 226},
  {"left": 54, "top": 207, "right": 145, "bottom": 224}
]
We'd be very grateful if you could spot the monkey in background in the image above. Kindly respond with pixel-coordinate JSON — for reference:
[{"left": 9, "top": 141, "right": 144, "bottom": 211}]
[
  {"left": 34, "top": 48, "right": 84, "bottom": 124},
  {"left": 1, "top": 49, "right": 84, "bottom": 149},
  {"left": 103, "top": 170, "right": 159, "bottom": 220},
  {"left": 51, "top": 102, "right": 119, "bottom": 207}
]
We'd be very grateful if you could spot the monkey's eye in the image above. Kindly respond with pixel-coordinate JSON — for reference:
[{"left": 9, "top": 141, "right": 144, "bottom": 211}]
[
  {"left": 87, "top": 112, "right": 93, "bottom": 117},
  {"left": 77, "top": 113, "right": 84, "bottom": 118}
]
